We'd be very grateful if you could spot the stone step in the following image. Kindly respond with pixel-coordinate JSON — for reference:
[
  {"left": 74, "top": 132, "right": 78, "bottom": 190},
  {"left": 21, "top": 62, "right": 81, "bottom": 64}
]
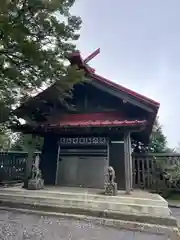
[
  {"left": 0, "top": 198, "right": 177, "bottom": 228},
  {"left": 0, "top": 188, "right": 168, "bottom": 207},
  {"left": 0, "top": 192, "right": 171, "bottom": 217}
]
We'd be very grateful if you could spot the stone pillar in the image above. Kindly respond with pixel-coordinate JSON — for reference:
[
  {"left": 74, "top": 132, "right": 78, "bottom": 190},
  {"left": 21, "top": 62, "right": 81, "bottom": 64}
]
[
  {"left": 27, "top": 153, "right": 44, "bottom": 190},
  {"left": 124, "top": 132, "right": 132, "bottom": 194},
  {"left": 23, "top": 150, "right": 34, "bottom": 189}
]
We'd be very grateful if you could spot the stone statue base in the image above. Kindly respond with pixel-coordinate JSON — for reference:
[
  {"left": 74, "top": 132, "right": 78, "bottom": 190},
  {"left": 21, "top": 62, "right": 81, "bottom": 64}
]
[
  {"left": 28, "top": 178, "right": 44, "bottom": 190},
  {"left": 105, "top": 182, "right": 117, "bottom": 196}
]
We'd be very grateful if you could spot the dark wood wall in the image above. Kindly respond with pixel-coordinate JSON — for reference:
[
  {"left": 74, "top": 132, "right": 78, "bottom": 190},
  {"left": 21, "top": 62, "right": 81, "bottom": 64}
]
[
  {"left": 40, "top": 134, "right": 59, "bottom": 185},
  {"left": 68, "top": 83, "right": 148, "bottom": 119},
  {"left": 109, "top": 142, "right": 125, "bottom": 190},
  {"left": 29, "top": 82, "right": 149, "bottom": 124}
]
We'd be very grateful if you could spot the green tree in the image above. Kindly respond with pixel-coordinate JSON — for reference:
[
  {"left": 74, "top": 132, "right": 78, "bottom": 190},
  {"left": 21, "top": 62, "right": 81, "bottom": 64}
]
[
  {"left": 148, "top": 118, "right": 167, "bottom": 153},
  {"left": 11, "top": 133, "right": 43, "bottom": 152},
  {"left": 133, "top": 117, "right": 168, "bottom": 153},
  {"left": 0, "top": 0, "right": 83, "bottom": 124},
  {"left": 0, "top": 126, "right": 12, "bottom": 150}
]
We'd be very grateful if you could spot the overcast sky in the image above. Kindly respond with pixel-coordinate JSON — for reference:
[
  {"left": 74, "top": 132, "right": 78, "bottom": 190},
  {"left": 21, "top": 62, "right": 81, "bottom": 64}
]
[{"left": 71, "top": 0, "right": 180, "bottom": 148}]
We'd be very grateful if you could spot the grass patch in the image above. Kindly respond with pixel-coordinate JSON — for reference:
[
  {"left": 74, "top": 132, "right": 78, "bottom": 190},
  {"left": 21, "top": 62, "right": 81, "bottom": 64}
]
[{"left": 166, "top": 193, "right": 180, "bottom": 202}]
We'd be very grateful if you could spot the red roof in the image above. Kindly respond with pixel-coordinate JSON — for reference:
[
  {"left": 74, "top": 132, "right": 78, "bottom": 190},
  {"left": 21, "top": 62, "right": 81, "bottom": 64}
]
[
  {"left": 43, "top": 112, "right": 147, "bottom": 128},
  {"left": 69, "top": 52, "right": 160, "bottom": 108}
]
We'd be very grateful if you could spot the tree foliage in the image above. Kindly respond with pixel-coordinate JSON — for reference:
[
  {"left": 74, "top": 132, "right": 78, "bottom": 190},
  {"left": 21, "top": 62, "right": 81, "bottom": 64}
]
[
  {"left": 133, "top": 117, "right": 168, "bottom": 153},
  {"left": 0, "top": 0, "right": 83, "bottom": 123},
  {"left": 148, "top": 118, "right": 167, "bottom": 153},
  {"left": 0, "top": 125, "right": 12, "bottom": 150},
  {"left": 11, "top": 133, "right": 43, "bottom": 152}
]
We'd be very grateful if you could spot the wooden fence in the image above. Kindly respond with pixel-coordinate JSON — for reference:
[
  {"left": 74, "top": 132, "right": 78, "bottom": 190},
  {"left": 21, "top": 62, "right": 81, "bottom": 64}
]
[
  {"left": 132, "top": 153, "right": 180, "bottom": 190},
  {"left": 0, "top": 151, "right": 40, "bottom": 184},
  {"left": 0, "top": 151, "right": 180, "bottom": 190}
]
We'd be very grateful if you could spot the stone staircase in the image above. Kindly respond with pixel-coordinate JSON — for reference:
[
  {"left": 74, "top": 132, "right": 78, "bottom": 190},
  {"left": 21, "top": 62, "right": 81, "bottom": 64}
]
[
  {"left": 0, "top": 187, "right": 179, "bottom": 237},
  {"left": 0, "top": 187, "right": 174, "bottom": 224}
]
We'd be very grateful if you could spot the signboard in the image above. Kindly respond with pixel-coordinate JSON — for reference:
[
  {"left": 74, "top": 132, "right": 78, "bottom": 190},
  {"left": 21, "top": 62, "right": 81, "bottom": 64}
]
[{"left": 59, "top": 137, "right": 107, "bottom": 146}]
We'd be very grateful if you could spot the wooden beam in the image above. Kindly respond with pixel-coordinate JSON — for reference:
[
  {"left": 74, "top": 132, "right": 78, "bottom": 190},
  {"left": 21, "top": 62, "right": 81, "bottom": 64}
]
[
  {"left": 128, "top": 133, "right": 133, "bottom": 191},
  {"left": 55, "top": 145, "right": 61, "bottom": 185},
  {"left": 84, "top": 48, "right": 100, "bottom": 64},
  {"left": 124, "top": 132, "right": 132, "bottom": 194}
]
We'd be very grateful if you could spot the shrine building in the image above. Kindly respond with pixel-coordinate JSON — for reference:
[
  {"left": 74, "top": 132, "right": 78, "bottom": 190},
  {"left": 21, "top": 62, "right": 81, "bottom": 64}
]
[{"left": 14, "top": 50, "right": 160, "bottom": 193}]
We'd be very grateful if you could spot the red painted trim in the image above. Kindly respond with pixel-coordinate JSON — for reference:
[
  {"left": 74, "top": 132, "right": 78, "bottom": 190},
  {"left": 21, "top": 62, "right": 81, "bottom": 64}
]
[
  {"left": 43, "top": 120, "right": 147, "bottom": 128},
  {"left": 42, "top": 112, "right": 147, "bottom": 128}
]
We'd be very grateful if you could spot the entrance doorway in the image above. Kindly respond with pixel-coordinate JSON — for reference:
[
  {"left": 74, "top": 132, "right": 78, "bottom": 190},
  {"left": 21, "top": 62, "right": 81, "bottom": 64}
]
[
  {"left": 57, "top": 155, "right": 108, "bottom": 188},
  {"left": 56, "top": 137, "right": 109, "bottom": 188}
]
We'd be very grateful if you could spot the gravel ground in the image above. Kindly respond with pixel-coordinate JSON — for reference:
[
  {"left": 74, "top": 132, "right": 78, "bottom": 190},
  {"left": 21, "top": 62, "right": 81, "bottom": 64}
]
[{"left": 0, "top": 209, "right": 170, "bottom": 240}]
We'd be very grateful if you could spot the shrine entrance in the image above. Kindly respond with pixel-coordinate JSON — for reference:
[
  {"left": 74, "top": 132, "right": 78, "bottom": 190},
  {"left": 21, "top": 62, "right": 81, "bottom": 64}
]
[
  {"left": 13, "top": 49, "right": 159, "bottom": 194},
  {"left": 55, "top": 136, "right": 109, "bottom": 189}
]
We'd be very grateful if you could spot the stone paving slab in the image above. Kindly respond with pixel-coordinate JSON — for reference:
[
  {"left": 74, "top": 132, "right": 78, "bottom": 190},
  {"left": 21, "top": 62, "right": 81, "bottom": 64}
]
[{"left": 0, "top": 209, "right": 170, "bottom": 240}]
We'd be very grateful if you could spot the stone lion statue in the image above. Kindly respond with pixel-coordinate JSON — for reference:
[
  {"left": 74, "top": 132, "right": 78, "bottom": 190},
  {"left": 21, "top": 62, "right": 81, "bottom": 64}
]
[
  {"left": 104, "top": 166, "right": 117, "bottom": 196},
  {"left": 107, "top": 166, "right": 115, "bottom": 183}
]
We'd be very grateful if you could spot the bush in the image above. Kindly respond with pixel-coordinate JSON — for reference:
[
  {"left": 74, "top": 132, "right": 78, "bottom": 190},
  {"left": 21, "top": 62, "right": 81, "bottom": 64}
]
[{"left": 151, "top": 157, "right": 180, "bottom": 198}]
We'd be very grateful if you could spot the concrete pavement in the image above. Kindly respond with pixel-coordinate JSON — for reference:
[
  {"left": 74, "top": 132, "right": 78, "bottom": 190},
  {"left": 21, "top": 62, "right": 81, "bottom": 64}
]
[{"left": 0, "top": 209, "right": 169, "bottom": 240}]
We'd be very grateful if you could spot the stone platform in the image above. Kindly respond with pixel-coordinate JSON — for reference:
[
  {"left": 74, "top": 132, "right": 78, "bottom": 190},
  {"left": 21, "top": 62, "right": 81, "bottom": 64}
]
[{"left": 0, "top": 186, "right": 179, "bottom": 238}]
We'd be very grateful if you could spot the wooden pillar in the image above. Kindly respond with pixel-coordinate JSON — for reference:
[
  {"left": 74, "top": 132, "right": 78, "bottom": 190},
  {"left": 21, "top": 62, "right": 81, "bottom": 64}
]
[
  {"left": 124, "top": 132, "right": 132, "bottom": 194},
  {"left": 128, "top": 134, "right": 133, "bottom": 191},
  {"left": 55, "top": 145, "right": 61, "bottom": 185}
]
